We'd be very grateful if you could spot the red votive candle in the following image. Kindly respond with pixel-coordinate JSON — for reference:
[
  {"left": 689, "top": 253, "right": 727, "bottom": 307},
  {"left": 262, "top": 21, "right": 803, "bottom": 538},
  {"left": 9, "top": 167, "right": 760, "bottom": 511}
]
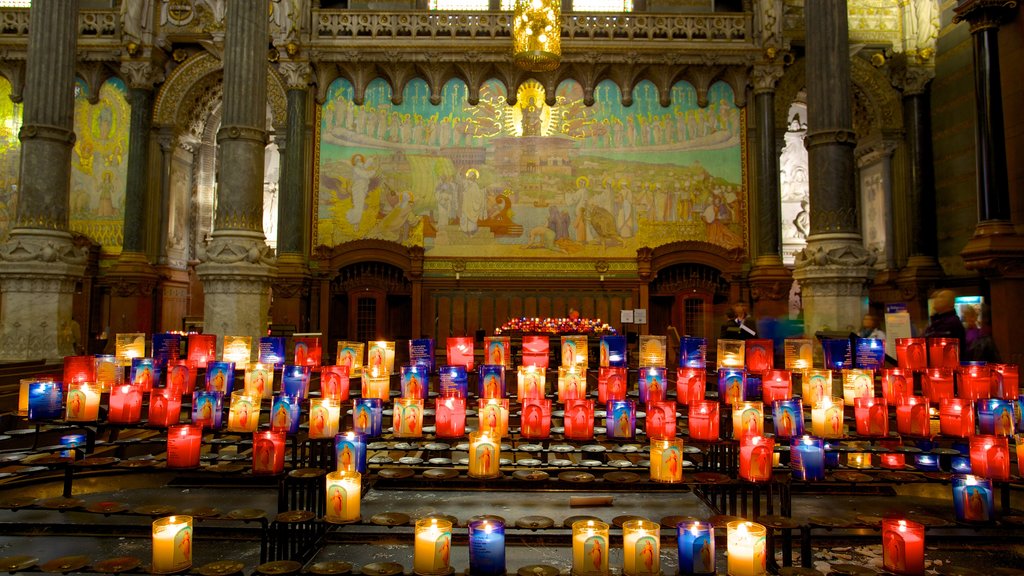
[
  {"left": 434, "top": 396, "right": 467, "bottom": 439},
  {"left": 688, "top": 401, "right": 719, "bottom": 441},
  {"left": 166, "top": 423, "right": 203, "bottom": 468},
  {"left": 645, "top": 401, "right": 676, "bottom": 440},
  {"left": 896, "top": 396, "right": 931, "bottom": 438},
  {"left": 922, "top": 368, "right": 954, "bottom": 403},
  {"left": 939, "top": 398, "right": 974, "bottom": 438},
  {"left": 676, "top": 367, "right": 706, "bottom": 406},
  {"left": 854, "top": 396, "right": 889, "bottom": 438}
]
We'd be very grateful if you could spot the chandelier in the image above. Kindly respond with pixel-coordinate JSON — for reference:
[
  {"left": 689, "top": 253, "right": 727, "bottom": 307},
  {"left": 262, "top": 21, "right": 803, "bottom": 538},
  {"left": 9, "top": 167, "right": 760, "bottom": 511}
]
[{"left": 512, "top": 0, "right": 561, "bottom": 72}]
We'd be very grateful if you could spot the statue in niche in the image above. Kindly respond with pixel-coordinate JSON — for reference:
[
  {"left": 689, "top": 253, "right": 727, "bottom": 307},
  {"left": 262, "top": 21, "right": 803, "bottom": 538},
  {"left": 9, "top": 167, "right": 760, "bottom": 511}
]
[
  {"left": 906, "top": 0, "right": 939, "bottom": 58},
  {"left": 271, "top": 0, "right": 306, "bottom": 46},
  {"left": 120, "top": 0, "right": 152, "bottom": 47}
]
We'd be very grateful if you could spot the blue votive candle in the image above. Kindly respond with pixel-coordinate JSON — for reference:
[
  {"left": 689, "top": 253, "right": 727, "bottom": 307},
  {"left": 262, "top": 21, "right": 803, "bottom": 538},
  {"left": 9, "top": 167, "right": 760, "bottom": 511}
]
[
  {"left": 335, "top": 431, "right": 367, "bottom": 473},
  {"left": 791, "top": 435, "right": 825, "bottom": 481},
  {"left": 606, "top": 399, "right": 636, "bottom": 440},
  {"left": 677, "top": 520, "right": 715, "bottom": 575},
  {"left": 270, "top": 394, "right": 302, "bottom": 434},
  {"left": 468, "top": 519, "right": 505, "bottom": 576},
  {"left": 28, "top": 380, "right": 62, "bottom": 421},
  {"left": 353, "top": 397, "right": 383, "bottom": 438}
]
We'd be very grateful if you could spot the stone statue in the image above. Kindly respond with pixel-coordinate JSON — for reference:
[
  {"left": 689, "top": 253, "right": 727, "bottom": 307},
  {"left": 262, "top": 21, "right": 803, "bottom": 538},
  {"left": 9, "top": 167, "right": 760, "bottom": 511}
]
[
  {"left": 906, "top": 0, "right": 939, "bottom": 57},
  {"left": 120, "top": 0, "right": 151, "bottom": 46},
  {"left": 271, "top": 0, "right": 306, "bottom": 45}
]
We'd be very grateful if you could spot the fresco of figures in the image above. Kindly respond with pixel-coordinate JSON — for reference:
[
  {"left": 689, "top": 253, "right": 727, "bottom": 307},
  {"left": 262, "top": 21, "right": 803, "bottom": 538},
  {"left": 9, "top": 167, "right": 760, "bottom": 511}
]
[{"left": 317, "top": 77, "right": 746, "bottom": 258}]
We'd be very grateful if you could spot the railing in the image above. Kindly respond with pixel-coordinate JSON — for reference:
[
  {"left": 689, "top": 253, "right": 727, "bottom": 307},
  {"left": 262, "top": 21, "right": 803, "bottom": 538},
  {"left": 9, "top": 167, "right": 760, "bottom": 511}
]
[{"left": 0, "top": 9, "right": 118, "bottom": 40}]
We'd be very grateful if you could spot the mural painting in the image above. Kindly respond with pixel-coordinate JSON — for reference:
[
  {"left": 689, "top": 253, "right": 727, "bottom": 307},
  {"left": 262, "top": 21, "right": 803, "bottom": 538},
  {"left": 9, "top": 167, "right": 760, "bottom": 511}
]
[
  {"left": 316, "top": 76, "right": 746, "bottom": 258},
  {"left": 0, "top": 77, "right": 21, "bottom": 241}
]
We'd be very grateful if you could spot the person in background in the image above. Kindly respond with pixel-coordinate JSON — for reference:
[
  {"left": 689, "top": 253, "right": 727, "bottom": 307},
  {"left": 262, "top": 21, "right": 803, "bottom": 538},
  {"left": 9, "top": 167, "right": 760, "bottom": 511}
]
[
  {"left": 858, "top": 314, "right": 885, "bottom": 340},
  {"left": 923, "top": 289, "right": 966, "bottom": 348},
  {"left": 720, "top": 302, "right": 757, "bottom": 340},
  {"left": 961, "top": 306, "right": 981, "bottom": 350}
]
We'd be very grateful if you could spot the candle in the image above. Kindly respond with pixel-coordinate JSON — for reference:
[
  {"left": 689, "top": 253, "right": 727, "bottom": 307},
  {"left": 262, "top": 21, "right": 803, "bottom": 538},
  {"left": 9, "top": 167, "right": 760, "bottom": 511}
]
[
  {"left": 783, "top": 338, "right": 813, "bottom": 371},
  {"left": 791, "top": 435, "right": 825, "bottom": 481},
  {"left": 335, "top": 341, "right": 364, "bottom": 377},
  {"left": 252, "top": 430, "right": 286, "bottom": 475},
  {"left": 572, "top": 520, "right": 609, "bottom": 576},
  {"left": 166, "top": 424, "right": 203, "bottom": 468},
  {"left": 599, "top": 335, "right": 625, "bottom": 368},
  {"left": 222, "top": 335, "right": 252, "bottom": 370},
  {"left": 259, "top": 336, "right": 286, "bottom": 367},
  {"left": 361, "top": 371, "right": 391, "bottom": 401},
  {"left": 969, "top": 434, "right": 1010, "bottom": 480},
  {"left": 645, "top": 400, "right": 677, "bottom": 440},
  {"left": 60, "top": 434, "right": 85, "bottom": 458},
  {"left": 401, "top": 364, "right": 429, "bottom": 399},
  {"left": 477, "top": 398, "right": 509, "bottom": 438},
  {"left": 896, "top": 396, "right": 931, "bottom": 438},
  {"left": 108, "top": 383, "right": 143, "bottom": 424},
  {"left": 435, "top": 396, "right": 467, "bottom": 438},
  {"left": 991, "top": 364, "right": 1019, "bottom": 400},
  {"left": 168, "top": 360, "right": 196, "bottom": 395},
  {"left": 732, "top": 401, "right": 764, "bottom": 439},
  {"left": 606, "top": 399, "right": 636, "bottom": 440},
  {"left": 479, "top": 365, "right": 506, "bottom": 399},
  {"left": 293, "top": 336, "right": 322, "bottom": 370},
  {"left": 1016, "top": 434, "right": 1024, "bottom": 478},
  {"left": 743, "top": 338, "right": 774, "bottom": 374},
  {"left": 598, "top": 366, "right": 627, "bottom": 404},
  {"left": 151, "top": 516, "right": 192, "bottom": 574},
  {"left": 958, "top": 365, "right": 992, "bottom": 401},
  {"left": 847, "top": 452, "right": 872, "bottom": 469},
  {"left": 881, "top": 452, "right": 906, "bottom": 470},
  {"left": 227, "top": 391, "right": 259, "bottom": 433},
  {"left": 772, "top": 399, "right": 804, "bottom": 439},
  {"left": 718, "top": 368, "right": 746, "bottom": 405},
  {"left": 517, "top": 365, "right": 545, "bottom": 401},
  {"left": 116, "top": 332, "right": 146, "bottom": 367},
  {"left": 468, "top": 519, "right": 505, "bottom": 576},
  {"left": 245, "top": 363, "right": 276, "bottom": 400},
  {"left": 446, "top": 336, "right": 474, "bottom": 371},
  {"left": 187, "top": 334, "right": 217, "bottom": 368},
  {"left": 922, "top": 368, "right": 954, "bottom": 403},
  {"left": 678, "top": 521, "right": 715, "bottom": 575},
  {"left": 622, "top": 519, "right": 660, "bottom": 576},
  {"left": 484, "top": 336, "right": 511, "bottom": 368},
  {"left": 842, "top": 369, "right": 875, "bottom": 407},
  {"left": 856, "top": 337, "right": 886, "bottom": 370},
  {"left": 191, "top": 390, "right": 223, "bottom": 430},
  {"left": 558, "top": 366, "right": 586, "bottom": 403},
  {"left": 976, "top": 399, "right": 1015, "bottom": 436},
  {"left": 334, "top": 431, "right": 367, "bottom": 473},
  {"left": 414, "top": 517, "right": 453, "bottom": 575},
  {"left": 270, "top": 394, "right": 301, "bottom": 434},
  {"left": 282, "top": 364, "right": 312, "bottom": 399},
  {"left": 309, "top": 398, "right": 341, "bottom": 439},
  {"left": 676, "top": 367, "right": 706, "bottom": 406},
  {"left": 811, "top": 396, "right": 844, "bottom": 439},
  {"left": 147, "top": 387, "right": 182, "bottom": 428},
  {"left": 687, "top": 401, "right": 719, "bottom": 441},
  {"left": 882, "top": 518, "right": 925, "bottom": 575},
  {"left": 726, "top": 521, "right": 766, "bottom": 576},
  {"left": 94, "top": 355, "right": 121, "bottom": 392},
  {"left": 353, "top": 397, "right": 383, "bottom": 437},
  {"left": 130, "top": 357, "right": 157, "bottom": 392},
  {"left": 325, "top": 470, "right": 361, "bottom": 523},
  {"left": 367, "top": 340, "right": 396, "bottom": 374},
  {"left": 821, "top": 337, "right": 852, "bottom": 370},
  {"left": 63, "top": 355, "right": 95, "bottom": 385},
  {"left": 519, "top": 397, "right": 550, "bottom": 439},
  {"left": 928, "top": 337, "right": 960, "bottom": 369},
  {"left": 717, "top": 339, "right": 745, "bottom": 369},
  {"left": 914, "top": 453, "right": 939, "bottom": 471},
  {"left": 940, "top": 398, "right": 974, "bottom": 438},
  {"left": 882, "top": 368, "right": 912, "bottom": 406},
  {"left": 650, "top": 438, "right": 684, "bottom": 483},
  {"left": 393, "top": 397, "right": 424, "bottom": 438},
  {"left": 761, "top": 370, "right": 792, "bottom": 404},
  {"left": 952, "top": 474, "right": 995, "bottom": 522},
  {"left": 639, "top": 367, "right": 667, "bottom": 404},
  {"left": 564, "top": 399, "right": 595, "bottom": 440},
  {"left": 65, "top": 381, "right": 101, "bottom": 422},
  {"left": 680, "top": 336, "right": 707, "bottom": 369},
  {"left": 469, "top": 430, "right": 500, "bottom": 478},
  {"left": 739, "top": 435, "right": 774, "bottom": 482},
  {"left": 204, "top": 361, "right": 235, "bottom": 395},
  {"left": 854, "top": 397, "right": 889, "bottom": 438},
  {"left": 802, "top": 369, "right": 832, "bottom": 407},
  {"left": 637, "top": 335, "right": 665, "bottom": 368},
  {"left": 895, "top": 338, "right": 927, "bottom": 370}
]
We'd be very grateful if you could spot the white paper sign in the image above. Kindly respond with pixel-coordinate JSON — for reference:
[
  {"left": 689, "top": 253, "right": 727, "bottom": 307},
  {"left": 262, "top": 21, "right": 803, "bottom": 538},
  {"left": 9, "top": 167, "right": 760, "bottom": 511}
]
[
  {"left": 633, "top": 309, "right": 647, "bottom": 325},
  {"left": 620, "top": 309, "right": 635, "bottom": 324}
]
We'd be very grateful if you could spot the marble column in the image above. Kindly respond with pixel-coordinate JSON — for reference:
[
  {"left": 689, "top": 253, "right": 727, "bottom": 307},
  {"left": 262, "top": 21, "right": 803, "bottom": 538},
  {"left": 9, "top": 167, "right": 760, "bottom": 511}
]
[
  {"left": 0, "top": 1, "right": 85, "bottom": 361},
  {"left": 272, "top": 62, "right": 311, "bottom": 330},
  {"left": 953, "top": 0, "right": 1024, "bottom": 364},
  {"left": 747, "top": 63, "right": 793, "bottom": 319},
  {"left": 792, "top": 0, "right": 875, "bottom": 336},
  {"left": 103, "top": 61, "right": 164, "bottom": 336},
  {"left": 196, "top": 0, "right": 275, "bottom": 353}
]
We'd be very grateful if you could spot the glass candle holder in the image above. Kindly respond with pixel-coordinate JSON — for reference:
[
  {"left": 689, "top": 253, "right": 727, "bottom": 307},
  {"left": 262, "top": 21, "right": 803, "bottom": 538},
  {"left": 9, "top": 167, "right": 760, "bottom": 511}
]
[
  {"left": 882, "top": 518, "right": 925, "bottom": 575},
  {"left": 958, "top": 365, "right": 992, "bottom": 402},
  {"left": 680, "top": 336, "right": 707, "bottom": 369},
  {"left": 922, "top": 368, "right": 954, "bottom": 403},
  {"left": 108, "top": 383, "right": 143, "bottom": 424},
  {"left": 204, "top": 361, "right": 235, "bottom": 395},
  {"left": 772, "top": 399, "right": 804, "bottom": 439},
  {"left": 477, "top": 398, "right": 509, "bottom": 438},
  {"left": 645, "top": 401, "right": 676, "bottom": 440},
  {"left": 599, "top": 335, "right": 626, "bottom": 368},
  {"left": 881, "top": 452, "right": 906, "bottom": 470},
  {"left": 687, "top": 401, "right": 720, "bottom": 441},
  {"left": 744, "top": 339, "right": 774, "bottom": 374},
  {"left": 130, "top": 357, "right": 157, "bottom": 392},
  {"left": 319, "top": 365, "right": 350, "bottom": 402},
  {"left": 717, "top": 339, "right": 745, "bottom": 369},
  {"left": 469, "top": 430, "right": 501, "bottom": 478},
  {"left": 435, "top": 396, "right": 467, "bottom": 439},
  {"left": 166, "top": 424, "right": 203, "bottom": 468},
  {"left": 151, "top": 515, "right": 192, "bottom": 574},
  {"left": 353, "top": 397, "right": 383, "bottom": 438},
  {"left": 991, "top": 364, "right": 1019, "bottom": 400},
  {"left": 739, "top": 435, "right": 774, "bottom": 482},
  {"left": 784, "top": 338, "right": 813, "bottom": 372},
  {"left": 252, "top": 430, "right": 286, "bottom": 475},
  {"left": 732, "top": 401, "right": 764, "bottom": 439},
  {"left": 821, "top": 338, "right": 852, "bottom": 371},
  {"left": 227, "top": 391, "right": 259, "bottom": 433},
  {"left": 270, "top": 394, "right": 302, "bottom": 434},
  {"left": 1016, "top": 434, "right": 1024, "bottom": 478},
  {"left": 791, "top": 435, "right": 825, "bottom": 481},
  {"left": 482, "top": 336, "right": 509, "bottom": 368},
  {"left": 572, "top": 519, "right": 609, "bottom": 576},
  {"left": 63, "top": 355, "right": 95, "bottom": 386},
  {"left": 440, "top": 365, "right": 469, "bottom": 399},
  {"left": 520, "top": 397, "right": 552, "bottom": 440},
  {"left": 977, "top": 398, "right": 1015, "bottom": 436},
  {"left": 320, "top": 470, "right": 361, "bottom": 527},
  {"left": 94, "top": 354, "right": 121, "bottom": 392},
  {"left": 558, "top": 366, "right": 587, "bottom": 403},
  {"left": 361, "top": 371, "right": 391, "bottom": 401},
  {"left": 718, "top": 368, "right": 746, "bottom": 405},
  {"left": 468, "top": 519, "right": 505, "bottom": 576},
  {"left": 147, "top": 387, "right": 182, "bottom": 428},
  {"left": 726, "top": 521, "right": 767, "bottom": 576},
  {"left": 282, "top": 365, "right": 312, "bottom": 399},
  {"left": 309, "top": 397, "right": 341, "bottom": 439},
  {"left": 27, "top": 380, "right": 62, "bottom": 421},
  {"left": 446, "top": 336, "right": 474, "bottom": 371},
  {"left": 940, "top": 398, "right": 975, "bottom": 438},
  {"left": 638, "top": 367, "right": 667, "bottom": 404},
  {"left": 598, "top": 366, "right": 627, "bottom": 404},
  {"left": 116, "top": 332, "right": 146, "bottom": 367},
  {"left": 335, "top": 431, "right": 367, "bottom": 474},
  {"left": 842, "top": 369, "right": 875, "bottom": 407},
  {"left": 895, "top": 338, "right": 927, "bottom": 370},
  {"left": 293, "top": 336, "right": 322, "bottom": 370},
  {"left": 952, "top": 474, "right": 995, "bottom": 522},
  {"left": 854, "top": 397, "right": 889, "bottom": 438},
  {"left": 676, "top": 367, "right": 706, "bottom": 406},
  {"left": 607, "top": 399, "right": 636, "bottom": 440},
  {"left": 882, "top": 368, "right": 912, "bottom": 406},
  {"left": 969, "top": 434, "right": 1010, "bottom": 481},
  {"left": 259, "top": 336, "right": 286, "bottom": 367},
  {"left": 564, "top": 399, "right": 595, "bottom": 440},
  {"left": 677, "top": 520, "right": 715, "bottom": 575},
  {"left": 191, "top": 390, "right": 224, "bottom": 430},
  {"left": 187, "top": 333, "right": 217, "bottom": 368},
  {"left": 856, "top": 338, "right": 885, "bottom": 370},
  {"left": 896, "top": 396, "right": 931, "bottom": 438},
  {"left": 761, "top": 370, "right": 792, "bottom": 405},
  {"left": 847, "top": 452, "right": 872, "bottom": 469},
  {"left": 222, "top": 336, "right": 252, "bottom": 370},
  {"left": 811, "top": 396, "right": 844, "bottom": 439},
  {"left": 479, "top": 365, "right": 506, "bottom": 399},
  {"left": 393, "top": 397, "right": 424, "bottom": 438},
  {"left": 401, "top": 364, "right": 429, "bottom": 400},
  {"left": 65, "top": 381, "right": 101, "bottom": 422},
  {"left": 622, "top": 519, "right": 660, "bottom": 576},
  {"left": 802, "top": 369, "right": 832, "bottom": 408},
  {"left": 649, "top": 438, "right": 684, "bottom": 483},
  {"left": 914, "top": 453, "right": 940, "bottom": 472},
  {"left": 335, "top": 341, "right": 364, "bottom": 377},
  {"left": 928, "top": 338, "right": 960, "bottom": 369},
  {"left": 517, "top": 365, "right": 545, "bottom": 401},
  {"left": 639, "top": 334, "right": 665, "bottom": 368},
  {"left": 168, "top": 360, "right": 196, "bottom": 396},
  {"left": 367, "top": 340, "right": 396, "bottom": 374},
  {"left": 414, "top": 517, "right": 453, "bottom": 576}
]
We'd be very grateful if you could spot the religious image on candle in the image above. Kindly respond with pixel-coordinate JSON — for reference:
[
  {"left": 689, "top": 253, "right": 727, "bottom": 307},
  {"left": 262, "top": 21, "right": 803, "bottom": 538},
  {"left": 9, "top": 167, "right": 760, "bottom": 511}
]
[
  {"left": 882, "top": 518, "right": 925, "bottom": 576},
  {"left": 414, "top": 517, "right": 452, "bottom": 575},
  {"left": 572, "top": 520, "right": 609, "bottom": 576},
  {"left": 639, "top": 367, "right": 667, "bottom": 404},
  {"left": 678, "top": 521, "right": 715, "bottom": 575},
  {"left": 622, "top": 519, "right": 660, "bottom": 576},
  {"left": 152, "top": 515, "right": 192, "bottom": 574},
  {"left": 325, "top": 471, "right": 361, "bottom": 523},
  {"left": 650, "top": 438, "right": 684, "bottom": 483},
  {"left": 727, "top": 521, "right": 766, "bottom": 576}
]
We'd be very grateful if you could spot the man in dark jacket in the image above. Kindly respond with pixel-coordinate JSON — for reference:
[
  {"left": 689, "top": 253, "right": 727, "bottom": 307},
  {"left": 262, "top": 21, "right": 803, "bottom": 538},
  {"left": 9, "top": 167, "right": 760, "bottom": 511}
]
[
  {"left": 720, "top": 302, "right": 757, "bottom": 340},
  {"left": 923, "top": 289, "right": 966, "bottom": 348}
]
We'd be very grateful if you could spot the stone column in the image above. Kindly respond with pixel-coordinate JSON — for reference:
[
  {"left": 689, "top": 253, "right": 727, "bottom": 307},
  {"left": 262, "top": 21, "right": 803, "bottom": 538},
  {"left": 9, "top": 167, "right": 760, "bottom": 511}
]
[
  {"left": 792, "top": 0, "right": 876, "bottom": 336},
  {"left": 196, "top": 0, "right": 275, "bottom": 353},
  {"left": 103, "top": 61, "right": 165, "bottom": 335},
  {"left": 954, "top": 0, "right": 1024, "bottom": 364},
  {"left": 0, "top": 0, "right": 85, "bottom": 361},
  {"left": 271, "top": 61, "right": 311, "bottom": 330},
  {"left": 747, "top": 63, "right": 793, "bottom": 319}
]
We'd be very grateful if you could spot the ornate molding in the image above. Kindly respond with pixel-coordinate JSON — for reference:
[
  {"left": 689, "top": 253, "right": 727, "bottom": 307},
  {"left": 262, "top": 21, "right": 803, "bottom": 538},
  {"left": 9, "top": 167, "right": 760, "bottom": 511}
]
[
  {"left": 804, "top": 128, "right": 857, "bottom": 149},
  {"left": 277, "top": 60, "right": 312, "bottom": 90},
  {"left": 197, "top": 235, "right": 276, "bottom": 267},
  {"left": 750, "top": 63, "right": 784, "bottom": 93},
  {"left": 0, "top": 231, "right": 87, "bottom": 266},
  {"left": 794, "top": 238, "right": 878, "bottom": 272},
  {"left": 120, "top": 60, "right": 166, "bottom": 90},
  {"left": 0, "top": 274, "right": 78, "bottom": 294},
  {"left": 953, "top": 0, "right": 1019, "bottom": 33}
]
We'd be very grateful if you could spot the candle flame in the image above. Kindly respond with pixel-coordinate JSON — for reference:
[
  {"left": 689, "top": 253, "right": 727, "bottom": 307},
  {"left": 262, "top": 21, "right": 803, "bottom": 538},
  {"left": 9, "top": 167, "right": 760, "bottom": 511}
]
[
  {"left": 690, "top": 523, "right": 701, "bottom": 536},
  {"left": 898, "top": 520, "right": 907, "bottom": 531}
]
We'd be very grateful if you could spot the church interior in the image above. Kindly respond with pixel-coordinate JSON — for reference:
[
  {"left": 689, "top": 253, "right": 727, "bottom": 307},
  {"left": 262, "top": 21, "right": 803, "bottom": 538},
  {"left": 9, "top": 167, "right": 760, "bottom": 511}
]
[{"left": 0, "top": 0, "right": 1023, "bottom": 574}]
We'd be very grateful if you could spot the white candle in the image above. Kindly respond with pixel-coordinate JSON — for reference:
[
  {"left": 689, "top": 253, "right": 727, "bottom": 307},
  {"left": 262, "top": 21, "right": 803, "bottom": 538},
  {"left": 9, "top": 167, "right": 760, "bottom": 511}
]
[
  {"left": 623, "top": 520, "right": 660, "bottom": 576},
  {"left": 469, "top": 431, "right": 500, "bottom": 478},
  {"left": 727, "top": 521, "right": 766, "bottom": 576},
  {"left": 572, "top": 520, "right": 609, "bottom": 576},
  {"left": 152, "top": 516, "right": 192, "bottom": 574},
  {"left": 414, "top": 518, "right": 452, "bottom": 575},
  {"left": 811, "top": 397, "right": 844, "bottom": 438},
  {"left": 325, "top": 471, "right": 361, "bottom": 523}
]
